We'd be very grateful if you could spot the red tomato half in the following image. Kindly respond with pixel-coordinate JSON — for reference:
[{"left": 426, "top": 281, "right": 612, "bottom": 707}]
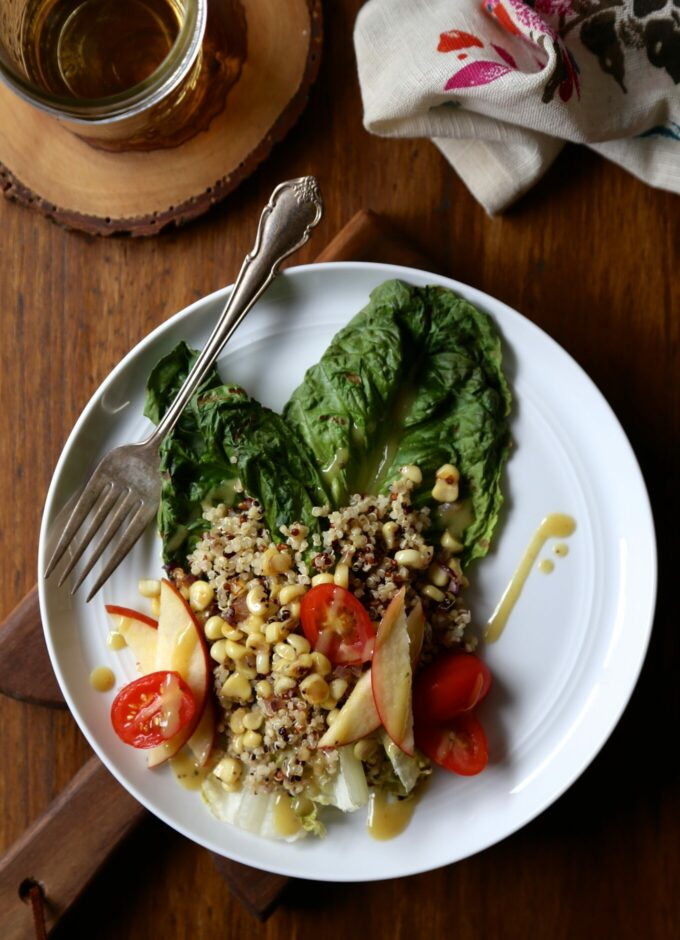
[
  {"left": 300, "top": 584, "right": 375, "bottom": 665},
  {"left": 413, "top": 653, "right": 491, "bottom": 724},
  {"left": 111, "top": 671, "right": 196, "bottom": 749},
  {"left": 415, "top": 711, "right": 488, "bottom": 776}
]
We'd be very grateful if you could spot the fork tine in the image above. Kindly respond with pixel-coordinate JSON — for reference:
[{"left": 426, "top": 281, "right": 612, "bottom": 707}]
[
  {"left": 56, "top": 482, "right": 120, "bottom": 585},
  {"left": 44, "top": 476, "right": 108, "bottom": 578},
  {"left": 68, "top": 489, "right": 138, "bottom": 594},
  {"left": 85, "top": 504, "right": 152, "bottom": 602}
]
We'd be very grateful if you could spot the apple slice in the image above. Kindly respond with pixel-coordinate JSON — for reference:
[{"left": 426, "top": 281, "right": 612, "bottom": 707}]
[
  {"left": 317, "top": 671, "right": 380, "bottom": 749},
  {"left": 406, "top": 600, "right": 425, "bottom": 668},
  {"left": 187, "top": 695, "right": 216, "bottom": 767},
  {"left": 146, "top": 579, "right": 210, "bottom": 768},
  {"left": 106, "top": 605, "right": 158, "bottom": 676},
  {"left": 371, "top": 587, "right": 414, "bottom": 756}
]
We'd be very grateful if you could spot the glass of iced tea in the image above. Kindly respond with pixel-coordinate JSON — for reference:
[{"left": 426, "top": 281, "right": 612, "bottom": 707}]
[{"left": 0, "top": 0, "right": 214, "bottom": 150}]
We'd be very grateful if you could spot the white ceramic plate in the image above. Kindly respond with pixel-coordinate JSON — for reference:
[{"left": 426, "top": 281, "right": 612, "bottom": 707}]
[{"left": 38, "top": 262, "right": 657, "bottom": 882}]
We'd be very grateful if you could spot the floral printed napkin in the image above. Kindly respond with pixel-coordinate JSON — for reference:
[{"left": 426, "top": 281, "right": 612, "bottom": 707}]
[{"left": 354, "top": 1, "right": 680, "bottom": 213}]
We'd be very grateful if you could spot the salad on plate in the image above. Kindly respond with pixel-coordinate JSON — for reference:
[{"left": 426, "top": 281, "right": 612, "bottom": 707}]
[{"left": 105, "top": 279, "right": 512, "bottom": 841}]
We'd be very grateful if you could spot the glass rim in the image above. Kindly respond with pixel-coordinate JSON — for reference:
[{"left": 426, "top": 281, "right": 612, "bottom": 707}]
[{"left": 0, "top": 0, "right": 206, "bottom": 124}]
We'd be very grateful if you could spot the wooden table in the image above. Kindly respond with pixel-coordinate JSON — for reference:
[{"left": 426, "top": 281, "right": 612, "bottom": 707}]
[{"left": 1, "top": 2, "right": 677, "bottom": 937}]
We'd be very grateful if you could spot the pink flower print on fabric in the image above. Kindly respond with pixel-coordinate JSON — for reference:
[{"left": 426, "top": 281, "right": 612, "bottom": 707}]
[
  {"left": 445, "top": 61, "right": 514, "bottom": 90},
  {"left": 438, "top": 25, "right": 518, "bottom": 91}
]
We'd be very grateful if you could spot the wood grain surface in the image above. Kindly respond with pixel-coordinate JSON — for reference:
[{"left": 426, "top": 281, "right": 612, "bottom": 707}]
[{"left": 0, "top": 1, "right": 677, "bottom": 938}]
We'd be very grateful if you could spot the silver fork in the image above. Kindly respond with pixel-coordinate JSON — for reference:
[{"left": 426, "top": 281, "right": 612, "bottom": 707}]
[{"left": 44, "top": 176, "right": 324, "bottom": 601}]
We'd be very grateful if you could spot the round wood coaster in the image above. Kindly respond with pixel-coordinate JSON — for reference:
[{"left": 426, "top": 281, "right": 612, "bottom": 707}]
[{"left": 0, "top": 0, "right": 322, "bottom": 236}]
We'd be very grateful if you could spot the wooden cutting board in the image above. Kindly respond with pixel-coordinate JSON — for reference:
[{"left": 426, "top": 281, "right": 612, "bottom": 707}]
[{"left": 0, "top": 209, "right": 432, "bottom": 938}]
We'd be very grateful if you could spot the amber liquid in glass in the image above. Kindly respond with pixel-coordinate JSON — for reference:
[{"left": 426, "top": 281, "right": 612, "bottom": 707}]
[{"left": 21, "top": 0, "right": 183, "bottom": 99}]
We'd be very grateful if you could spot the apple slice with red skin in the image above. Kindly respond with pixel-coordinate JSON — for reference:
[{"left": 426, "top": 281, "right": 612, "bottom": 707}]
[
  {"left": 146, "top": 579, "right": 211, "bottom": 768},
  {"left": 106, "top": 606, "right": 158, "bottom": 676},
  {"left": 320, "top": 592, "right": 423, "bottom": 752},
  {"left": 187, "top": 695, "right": 216, "bottom": 766},
  {"left": 371, "top": 587, "right": 415, "bottom": 756}
]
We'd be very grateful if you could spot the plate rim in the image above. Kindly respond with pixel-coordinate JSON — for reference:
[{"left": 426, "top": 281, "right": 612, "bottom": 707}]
[{"left": 37, "top": 260, "right": 658, "bottom": 880}]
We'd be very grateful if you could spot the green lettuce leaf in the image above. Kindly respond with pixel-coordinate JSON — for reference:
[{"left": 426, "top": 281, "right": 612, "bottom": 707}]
[
  {"left": 284, "top": 280, "right": 512, "bottom": 565},
  {"left": 144, "top": 341, "right": 327, "bottom": 563}
]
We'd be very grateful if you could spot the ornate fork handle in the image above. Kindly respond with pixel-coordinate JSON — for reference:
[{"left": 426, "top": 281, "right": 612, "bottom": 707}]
[{"left": 149, "top": 176, "right": 324, "bottom": 447}]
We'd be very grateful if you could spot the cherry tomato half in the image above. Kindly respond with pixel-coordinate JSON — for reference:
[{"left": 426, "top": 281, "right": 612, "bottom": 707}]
[
  {"left": 415, "top": 711, "right": 488, "bottom": 776},
  {"left": 300, "top": 583, "right": 375, "bottom": 665},
  {"left": 413, "top": 653, "right": 491, "bottom": 724},
  {"left": 111, "top": 670, "right": 196, "bottom": 749}
]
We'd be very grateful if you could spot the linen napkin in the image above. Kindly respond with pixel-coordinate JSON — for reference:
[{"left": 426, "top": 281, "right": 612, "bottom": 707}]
[{"left": 354, "top": 0, "right": 680, "bottom": 213}]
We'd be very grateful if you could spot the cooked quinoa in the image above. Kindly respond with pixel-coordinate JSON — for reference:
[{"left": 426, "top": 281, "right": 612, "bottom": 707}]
[{"left": 169, "top": 467, "right": 477, "bottom": 810}]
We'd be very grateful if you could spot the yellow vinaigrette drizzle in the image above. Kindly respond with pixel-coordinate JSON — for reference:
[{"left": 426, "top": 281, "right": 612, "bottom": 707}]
[{"left": 486, "top": 513, "right": 576, "bottom": 643}]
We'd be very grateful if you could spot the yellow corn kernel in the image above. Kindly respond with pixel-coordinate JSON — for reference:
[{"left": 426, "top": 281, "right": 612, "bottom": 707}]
[
  {"left": 225, "top": 639, "right": 248, "bottom": 661},
  {"left": 150, "top": 596, "right": 161, "bottom": 618},
  {"left": 189, "top": 580, "right": 215, "bottom": 612},
  {"left": 382, "top": 521, "right": 400, "bottom": 549},
  {"left": 399, "top": 464, "right": 422, "bottom": 484},
  {"left": 138, "top": 578, "right": 161, "bottom": 598},
  {"left": 433, "top": 464, "right": 460, "bottom": 502},
  {"left": 210, "top": 639, "right": 229, "bottom": 664},
  {"left": 310, "top": 651, "right": 332, "bottom": 676},
  {"left": 311, "top": 573, "right": 335, "bottom": 587},
  {"left": 255, "top": 651, "right": 270, "bottom": 675},
  {"left": 245, "top": 632, "right": 268, "bottom": 651},
  {"left": 204, "top": 615, "right": 227, "bottom": 641},
  {"left": 243, "top": 710, "right": 263, "bottom": 731},
  {"left": 421, "top": 583, "right": 445, "bottom": 603},
  {"left": 333, "top": 563, "right": 349, "bottom": 590},
  {"left": 326, "top": 708, "right": 340, "bottom": 725},
  {"left": 241, "top": 614, "right": 266, "bottom": 636},
  {"left": 229, "top": 708, "right": 248, "bottom": 734},
  {"left": 255, "top": 679, "right": 273, "bottom": 699},
  {"left": 274, "top": 642, "right": 296, "bottom": 661},
  {"left": 441, "top": 530, "right": 463, "bottom": 552},
  {"left": 279, "top": 583, "right": 307, "bottom": 606},
  {"left": 223, "top": 626, "right": 245, "bottom": 641},
  {"left": 262, "top": 548, "right": 293, "bottom": 576},
  {"left": 231, "top": 733, "right": 245, "bottom": 755},
  {"left": 273, "top": 676, "right": 296, "bottom": 695},
  {"left": 265, "top": 622, "right": 283, "bottom": 644},
  {"left": 427, "top": 563, "right": 449, "bottom": 588},
  {"left": 395, "top": 548, "right": 427, "bottom": 569},
  {"left": 236, "top": 661, "right": 257, "bottom": 680},
  {"left": 220, "top": 672, "right": 252, "bottom": 701},
  {"left": 287, "top": 633, "right": 311, "bottom": 655},
  {"left": 214, "top": 756, "right": 242, "bottom": 786},
  {"left": 242, "top": 730, "right": 263, "bottom": 750},
  {"left": 284, "top": 600, "right": 301, "bottom": 623},
  {"left": 329, "top": 678, "right": 348, "bottom": 701},
  {"left": 246, "top": 584, "right": 269, "bottom": 616},
  {"left": 296, "top": 653, "right": 314, "bottom": 671},
  {"left": 299, "top": 673, "right": 329, "bottom": 705}
]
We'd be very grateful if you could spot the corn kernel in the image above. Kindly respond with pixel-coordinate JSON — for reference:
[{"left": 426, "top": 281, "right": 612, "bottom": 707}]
[
  {"left": 310, "top": 651, "right": 332, "bottom": 676},
  {"left": 246, "top": 585, "right": 269, "bottom": 616},
  {"left": 231, "top": 733, "right": 245, "bottom": 755},
  {"left": 279, "top": 583, "right": 307, "bottom": 606},
  {"left": 265, "top": 622, "right": 283, "bottom": 644},
  {"left": 223, "top": 626, "right": 245, "bottom": 641},
  {"left": 329, "top": 678, "right": 348, "bottom": 701},
  {"left": 299, "top": 673, "right": 329, "bottom": 705},
  {"left": 225, "top": 639, "right": 248, "bottom": 660},
  {"left": 399, "top": 464, "right": 422, "bottom": 484},
  {"left": 189, "top": 580, "right": 215, "bottom": 612},
  {"left": 353, "top": 738, "right": 378, "bottom": 761},
  {"left": 432, "top": 479, "right": 459, "bottom": 502},
  {"left": 138, "top": 578, "right": 161, "bottom": 598},
  {"left": 296, "top": 653, "right": 313, "bottom": 670},
  {"left": 255, "top": 679, "right": 273, "bottom": 699},
  {"left": 210, "top": 639, "right": 229, "bottom": 664},
  {"left": 421, "top": 583, "right": 445, "bottom": 603},
  {"left": 382, "top": 521, "right": 400, "bottom": 549},
  {"left": 204, "top": 615, "right": 226, "bottom": 641},
  {"left": 220, "top": 672, "right": 252, "bottom": 701},
  {"left": 427, "top": 563, "right": 449, "bottom": 588},
  {"left": 395, "top": 548, "right": 427, "bottom": 569},
  {"left": 229, "top": 708, "right": 247, "bottom": 734},
  {"left": 275, "top": 642, "right": 296, "bottom": 661},
  {"left": 326, "top": 708, "right": 340, "bottom": 725},
  {"left": 311, "top": 573, "right": 335, "bottom": 587},
  {"left": 273, "top": 676, "right": 296, "bottom": 695},
  {"left": 214, "top": 756, "right": 242, "bottom": 786},
  {"left": 333, "top": 563, "right": 349, "bottom": 589},
  {"left": 245, "top": 633, "right": 268, "bottom": 651},
  {"left": 255, "top": 651, "right": 270, "bottom": 675},
  {"left": 262, "top": 548, "right": 293, "bottom": 576},
  {"left": 243, "top": 710, "right": 263, "bottom": 730},
  {"left": 242, "top": 730, "right": 262, "bottom": 749},
  {"left": 236, "top": 661, "right": 257, "bottom": 680},
  {"left": 287, "top": 633, "right": 311, "bottom": 655}
]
